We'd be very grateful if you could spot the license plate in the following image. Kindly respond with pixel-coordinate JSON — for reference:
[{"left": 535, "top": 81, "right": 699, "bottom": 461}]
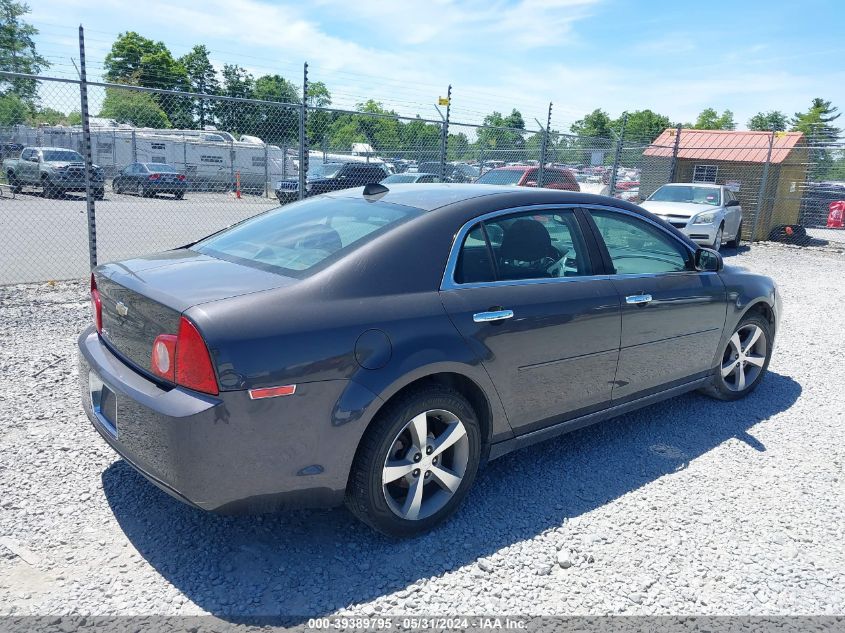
[{"left": 89, "top": 372, "right": 118, "bottom": 437}]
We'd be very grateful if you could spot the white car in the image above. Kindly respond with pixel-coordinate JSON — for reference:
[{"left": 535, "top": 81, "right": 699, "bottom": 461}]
[{"left": 639, "top": 183, "right": 743, "bottom": 250}]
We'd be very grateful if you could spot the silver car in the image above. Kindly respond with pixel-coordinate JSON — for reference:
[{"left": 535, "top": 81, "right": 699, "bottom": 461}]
[{"left": 640, "top": 183, "right": 743, "bottom": 250}]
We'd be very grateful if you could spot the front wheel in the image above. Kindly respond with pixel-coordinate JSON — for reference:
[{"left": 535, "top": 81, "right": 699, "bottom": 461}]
[
  {"left": 726, "top": 222, "right": 743, "bottom": 248},
  {"left": 346, "top": 386, "right": 482, "bottom": 537},
  {"left": 710, "top": 224, "right": 724, "bottom": 250},
  {"left": 7, "top": 172, "right": 22, "bottom": 194},
  {"left": 700, "top": 314, "right": 772, "bottom": 401}
]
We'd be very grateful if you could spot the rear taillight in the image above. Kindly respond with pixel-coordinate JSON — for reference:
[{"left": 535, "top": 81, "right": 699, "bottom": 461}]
[
  {"left": 90, "top": 273, "right": 102, "bottom": 333},
  {"left": 151, "top": 334, "right": 177, "bottom": 381},
  {"left": 150, "top": 317, "right": 218, "bottom": 395},
  {"left": 177, "top": 174, "right": 186, "bottom": 181},
  {"left": 148, "top": 174, "right": 160, "bottom": 181}
]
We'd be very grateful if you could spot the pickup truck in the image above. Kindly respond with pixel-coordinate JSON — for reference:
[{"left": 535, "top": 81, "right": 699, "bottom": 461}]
[{"left": 4, "top": 146, "right": 105, "bottom": 199}]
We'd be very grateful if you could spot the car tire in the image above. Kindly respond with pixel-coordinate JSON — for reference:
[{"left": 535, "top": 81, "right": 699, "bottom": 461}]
[
  {"left": 726, "top": 222, "right": 742, "bottom": 248},
  {"left": 136, "top": 183, "right": 146, "bottom": 198},
  {"left": 700, "top": 313, "right": 772, "bottom": 401},
  {"left": 113, "top": 181, "right": 121, "bottom": 195},
  {"left": 711, "top": 224, "right": 724, "bottom": 250},
  {"left": 7, "top": 172, "right": 22, "bottom": 194},
  {"left": 345, "top": 385, "right": 482, "bottom": 537}
]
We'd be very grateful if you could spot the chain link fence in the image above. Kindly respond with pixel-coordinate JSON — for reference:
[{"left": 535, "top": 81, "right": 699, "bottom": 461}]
[{"left": 2, "top": 68, "right": 844, "bottom": 284}]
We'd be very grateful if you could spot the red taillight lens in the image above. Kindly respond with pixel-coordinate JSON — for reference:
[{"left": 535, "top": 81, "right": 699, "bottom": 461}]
[
  {"left": 177, "top": 174, "right": 186, "bottom": 181},
  {"left": 151, "top": 334, "right": 177, "bottom": 381},
  {"left": 174, "top": 317, "right": 219, "bottom": 395},
  {"left": 148, "top": 173, "right": 160, "bottom": 180},
  {"left": 90, "top": 273, "right": 102, "bottom": 332}
]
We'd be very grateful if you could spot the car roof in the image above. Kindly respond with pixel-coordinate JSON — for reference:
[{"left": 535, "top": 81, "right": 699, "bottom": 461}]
[
  {"left": 326, "top": 183, "right": 645, "bottom": 213},
  {"left": 661, "top": 182, "right": 723, "bottom": 188},
  {"left": 486, "top": 166, "right": 532, "bottom": 172}
]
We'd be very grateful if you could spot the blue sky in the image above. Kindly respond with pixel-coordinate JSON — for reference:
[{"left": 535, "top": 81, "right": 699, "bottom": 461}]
[{"left": 29, "top": 0, "right": 845, "bottom": 132}]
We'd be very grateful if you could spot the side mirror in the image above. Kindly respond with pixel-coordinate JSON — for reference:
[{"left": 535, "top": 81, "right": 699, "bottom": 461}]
[
  {"left": 695, "top": 247, "right": 723, "bottom": 272},
  {"left": 726, "top": 199, "right": 740, "bottom": 207}
]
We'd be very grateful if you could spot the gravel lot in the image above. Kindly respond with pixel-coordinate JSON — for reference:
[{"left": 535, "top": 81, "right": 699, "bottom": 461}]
[{"left": 1, "top": 242, "right": 844, "bottom": 620}]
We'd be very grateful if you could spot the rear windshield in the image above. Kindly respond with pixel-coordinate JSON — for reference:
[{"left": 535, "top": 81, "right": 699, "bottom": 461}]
[
  {"left": 145, "top": 163, "right": 177, "bottom": 172},
  {"left": 475, "top": 169, "right": 525, "bottom": 186},
  {"left": 193, "top": 196, "right": 422, "bottom": 277},
  {"left": 42, "top": 149, "right": 83, "bottom": 162},
  {"left": 649, "top": 185, "right": 721, "bottom": 206}
]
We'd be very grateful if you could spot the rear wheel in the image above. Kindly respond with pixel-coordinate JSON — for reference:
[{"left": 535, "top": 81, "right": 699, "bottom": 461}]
[
  {"left": 700, "top": 314, "right": 772, "bottom": 401},
  {"left": 136, "top": 183, "right": 146, "bottom": 198},
  {"left": 346, "top": 386, "right": 481, "bottom": 537},
  {"left": 7, "top": 171, "right": 22, "bottom": 193}
]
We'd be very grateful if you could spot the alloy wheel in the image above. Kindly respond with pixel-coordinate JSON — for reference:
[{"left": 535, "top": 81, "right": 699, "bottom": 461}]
[
  {"left": 713, "top": 226, "right": 723, "bottom": 250},
  {"left": 137, "top": 183, "right": 144, "bottom": 197},
  {"left": 382, "top": 409, "right": 469, "bottom": 521},
  {"left": 720, "top": 323, "right": 767, "bottom": 392}
]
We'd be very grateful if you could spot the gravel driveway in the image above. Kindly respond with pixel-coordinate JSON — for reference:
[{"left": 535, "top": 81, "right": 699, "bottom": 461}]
[{"left": 1, "top": 242, "right": 844, "bottom": 620}]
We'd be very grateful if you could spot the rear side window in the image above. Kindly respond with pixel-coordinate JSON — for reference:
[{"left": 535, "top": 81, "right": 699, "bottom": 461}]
[
  {"left": 590, "top": 210, "right": 690, "bottom": 275},
  {"left": 194, "top": 197, "right": 422, "bottom": 277},
  {"left": 454, "top": 209, "right": 592, "bottom": 284}
]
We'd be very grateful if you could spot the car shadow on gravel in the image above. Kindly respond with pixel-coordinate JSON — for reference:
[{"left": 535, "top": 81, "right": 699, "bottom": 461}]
[{"left": 102, "top": 371, "right": 800, "bottom": 621}]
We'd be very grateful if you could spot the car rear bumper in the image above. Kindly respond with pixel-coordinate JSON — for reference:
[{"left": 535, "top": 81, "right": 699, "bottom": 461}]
[
  {"left": 146, "top": 181, "right": 188, "bottom": 192},
  {"left": 78, "top": 326, "right": 366, "bottom": 513}
]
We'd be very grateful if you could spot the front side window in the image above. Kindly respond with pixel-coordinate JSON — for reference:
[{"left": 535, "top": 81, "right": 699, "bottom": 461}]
[
  {"left": 590, "top": 210, "right": 690, "bottom": 275},
  {"left": 193, "top": 197, "right": 422, "bottom": 277},
  {"left": 454, "top": 209, "right": 592, "bottom": 284},
  {"left": 42, "top": 149, "right": 83, "bottom": 162}
]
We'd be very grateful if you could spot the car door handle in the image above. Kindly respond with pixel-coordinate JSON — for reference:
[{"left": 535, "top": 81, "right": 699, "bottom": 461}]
[
  {"left": 473, "top": 309, "right": 514, "bottom": 323},
  {"left": 625, "top": 294, "right": 653, "bottom": 305}
]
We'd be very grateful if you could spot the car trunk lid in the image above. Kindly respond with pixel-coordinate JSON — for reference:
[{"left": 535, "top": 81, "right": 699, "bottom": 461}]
[{"left": 95, "top": 248, "right": 295, "bottom": 375}]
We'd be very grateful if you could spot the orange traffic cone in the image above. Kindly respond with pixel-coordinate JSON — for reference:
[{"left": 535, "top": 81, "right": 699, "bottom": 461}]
[{"left": 828, "top": 201, "right": 845, "bottom": 229}]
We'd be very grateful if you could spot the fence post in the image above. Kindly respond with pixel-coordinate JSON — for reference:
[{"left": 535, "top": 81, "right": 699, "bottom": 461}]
[
  {"left": 263, "top": 141, "right": 269, "bottom": 198},
  {"left": 537, "top": 102, "right": 553, "bottom": 188},
  {"left": 608, "top": 112, "right": 627, "bottom": 197},
  {"left": 78, "top": 25, "right": 97, "bottom": 270},
  {"left": 751, "top": 129, "right": 775, "bottom": 242},
  {"left": 669, "top": 124, "right": 682, "bottom": 182},
  {"left": 298, "top": 62, "right": 308, "bottom": 201},
  {"left": 439, "top": 85, "right": 451, "bottom": 182}
]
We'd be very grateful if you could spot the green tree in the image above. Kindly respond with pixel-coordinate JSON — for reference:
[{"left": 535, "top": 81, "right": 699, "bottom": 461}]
[
  {"left": 748, "top": 110, "right": 788, "bottom": 132},
  {"left": 306, "top": 81, "right": 332, "bottom": 148},
  {"left": 478, "top": 109, "right": 527, "bottom": 162},
  {"left": 28, "top": 106, "right": 69, "bottom": 125},
  {"left": 104, "top": 32, "right": 189, "bottom": 127},
  {"left": 104, "top": 32, "right": 186, "bottom": 90},
  {"left": 615, "top": 109, "right": 673, "bottom": 142},
  {"left": 790, "top": 98, "right": 841, "bottom": 142},
  {"left": 215, "top": 64, "right": 254, "bottom": 135},
  {"left": 253, "top": 74, "right": 299, "bottom": 142},
  {"left": 99, "top": 88, "right": 171, "bottom": 128},
  {"left": 447, "top": 131, "right": 469, "bottom": 160},
  {"left": 0, "top": 91, "right": 27, "bottom": 125},
  {"left": 570, "top": 109, "right": 613, "bottom": 138},
  {"left": 692, "top": 108, "right": 736, "bottom": 130},
  {"left": 0, "top": 0, "right": 48, "bottom": 104},
  {"left": 354, "top": 100, "right": 402, "bottom": 153},
  {"left": 179, "top": 45, "right": 219, "bottom": 128}
]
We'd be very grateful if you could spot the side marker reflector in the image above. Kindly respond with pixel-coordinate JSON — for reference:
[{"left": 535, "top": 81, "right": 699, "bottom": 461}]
[{"left": 249, "top": 384, "right": 297, "bottom": 400}]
